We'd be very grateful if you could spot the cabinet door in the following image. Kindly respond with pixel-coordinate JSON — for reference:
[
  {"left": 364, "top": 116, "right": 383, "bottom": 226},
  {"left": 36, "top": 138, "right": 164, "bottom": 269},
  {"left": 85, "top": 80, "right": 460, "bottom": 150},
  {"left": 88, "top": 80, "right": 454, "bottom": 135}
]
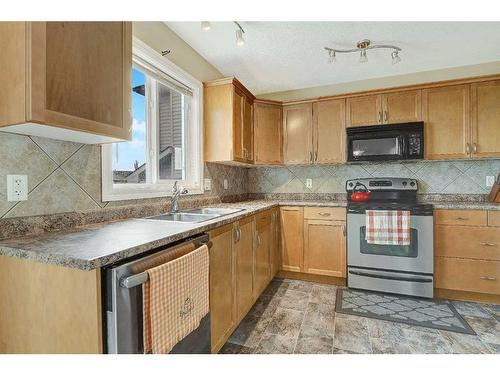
[
  {"left": 235, "top": 217, "right": 254, "bottom": 321},
  {"left": 313, "top": 99, "right": 345, "bottom": 164},
  {"left": 382, "top": 90, "right": 421, "bottom": 124},
  {"left": 270, "top": 209, "right": 281, "bottom": 278},
  {"left": 208, "top": 224, "right": 235, "bottom": 353},
  {"left": 280, "top": 207, "right": 304, "bottom": 272},
  {"left": 422, "top": 85, "right": 471, "bottom": 160},
  {"left": 29, "top": 22, "right": 132, "bottom": 141},
  {"left": 304, "top": 220, "right": 346, "bottom": 277},
  {"left": 232, "top": 89, "right": 245, "bottom": 161},
  {"left": 254, "top": 214, "right": 271, "bottom": 297},
  {"left": 283, "top": 103, "right": 313, "bottom": 164},
  {"left": 254, "top": 103, "right": 282, "bottom": 164},
  {"left": 471, "top": 81, "right": 500, "bottom": 158},
  {"left": 346, "top": 95, "right": 381, "bottom": 127},
  {"left": 242, "top": 96, "right": 254, "bottom": 162}
]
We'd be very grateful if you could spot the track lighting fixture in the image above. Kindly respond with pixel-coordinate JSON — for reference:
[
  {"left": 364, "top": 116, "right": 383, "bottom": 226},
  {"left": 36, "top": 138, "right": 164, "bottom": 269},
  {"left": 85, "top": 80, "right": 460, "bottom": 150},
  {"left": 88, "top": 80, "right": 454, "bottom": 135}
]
[
  {"left": 201, "top": 21, "right": 211, "bottom": 31},
  {"left": 324, "top": 39, "right": 402, "bottom": 65},
  {"left": 199, "top": 21, "right": 246, "bottom": 46}
]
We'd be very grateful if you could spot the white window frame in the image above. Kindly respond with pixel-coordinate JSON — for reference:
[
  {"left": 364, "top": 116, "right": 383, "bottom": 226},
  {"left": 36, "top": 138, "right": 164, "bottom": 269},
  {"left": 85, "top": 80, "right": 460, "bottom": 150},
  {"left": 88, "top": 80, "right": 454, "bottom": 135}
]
[{"left": 102, "top": 37, "right": 203, "bottom": 201}]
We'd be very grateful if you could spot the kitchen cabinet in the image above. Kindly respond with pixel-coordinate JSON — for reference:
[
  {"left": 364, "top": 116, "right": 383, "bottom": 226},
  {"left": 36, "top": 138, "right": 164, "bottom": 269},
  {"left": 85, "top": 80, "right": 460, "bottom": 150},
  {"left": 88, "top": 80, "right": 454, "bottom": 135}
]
[
  {"left": 204, "top": 77, "right": 255, "bottom": 164},
  {"left": 208, "top": 224, "right": 235, "bottom": 354},
  {"left": 283, "top": 103, "right": 313, "bottom": 164},
  {"left": 270, "top": 209, "right": 281, "bottom": 278},
  {"left": 280, "top": 206, "right": 304, "bottom": 272},
  {"left": 254, "top": 101, "right": 282, "bottom": 164},
  {"left": 304, "top": 219, "right": 346, "bottom": 277},
  {"left": 346, "top": 90, "right": 421, "bottom": 128},
  {"left": 313, "top": 99, "right": 345, "bottom": 164},
  {"left": 471, "top": 80, "right": 500, "bottom": 158},
  {"left": 0, "top": 22, "right": 132, "bottom": 144},
  {"left": 0, "top": 256, "right": 102, "bottom": 353},
  {"left": 422, "top": 84, "right": 471, "bottom": 159},
  {"left": 234, "top": 216, "right": 255, "bottom": 321},
  {"left": 254, "top": 211, "right": 272, "bottom": 297},
  {"left": 434, "top": 209, "right": 500, "bottom": 302},
  {"left": 346, "top": 95, "right": 381, "bottom": 127}
]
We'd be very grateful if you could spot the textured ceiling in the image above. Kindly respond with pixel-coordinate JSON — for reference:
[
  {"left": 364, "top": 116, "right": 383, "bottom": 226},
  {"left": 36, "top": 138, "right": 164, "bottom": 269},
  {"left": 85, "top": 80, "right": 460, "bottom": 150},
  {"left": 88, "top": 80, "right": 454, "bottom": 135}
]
[{"left": 165, "top": 22, "right": 500, "bottom": 95}]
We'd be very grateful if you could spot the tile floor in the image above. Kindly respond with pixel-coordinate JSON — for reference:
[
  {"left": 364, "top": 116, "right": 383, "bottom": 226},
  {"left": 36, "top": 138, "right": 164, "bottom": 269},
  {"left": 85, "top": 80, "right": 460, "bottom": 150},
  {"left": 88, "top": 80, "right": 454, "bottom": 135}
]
[{"left": 220, "top": 278, "right": 500, "bottom": 354}]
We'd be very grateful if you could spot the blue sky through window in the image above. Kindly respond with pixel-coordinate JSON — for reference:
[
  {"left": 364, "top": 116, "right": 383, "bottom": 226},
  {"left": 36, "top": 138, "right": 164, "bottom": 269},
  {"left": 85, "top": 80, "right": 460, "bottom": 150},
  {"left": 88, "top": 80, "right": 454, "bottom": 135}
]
[{"left": 112, "top": 68, "right": 147, "bottom": 172}]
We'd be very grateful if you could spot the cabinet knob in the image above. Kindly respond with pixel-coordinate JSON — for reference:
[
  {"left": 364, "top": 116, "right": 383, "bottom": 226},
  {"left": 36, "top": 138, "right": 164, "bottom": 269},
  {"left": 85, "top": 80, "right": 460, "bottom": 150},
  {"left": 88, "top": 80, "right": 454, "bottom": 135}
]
[
  {"left": 384, "top": 110, "right": 388, "bottom": 123},
  {"left": 318, "top": 212, "right": 331, "bottom": 217},
  {"left": 473, "top": 143, "right": 478, "bottom": 154},
  {"left": 480, "top": 242, "right": 497, "bottom": 247},
  {"left": 466, "top": 143, "right": 471, "bottom": 155},
  {"left": 480, "top": 276, "right": 497, "bottom": 281},
  {"left": 378, "top": 111, "right": 382, "bottom": 124},
  {"left": 455, "top": 217, "right": 468, "bottom": 221}
]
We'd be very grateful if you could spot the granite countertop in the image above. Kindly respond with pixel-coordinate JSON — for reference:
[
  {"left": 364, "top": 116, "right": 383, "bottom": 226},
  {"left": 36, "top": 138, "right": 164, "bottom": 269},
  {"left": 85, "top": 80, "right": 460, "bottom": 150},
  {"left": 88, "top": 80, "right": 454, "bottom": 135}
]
[{"left": 0, "top": 198, "right": 498, "bottom": 271}]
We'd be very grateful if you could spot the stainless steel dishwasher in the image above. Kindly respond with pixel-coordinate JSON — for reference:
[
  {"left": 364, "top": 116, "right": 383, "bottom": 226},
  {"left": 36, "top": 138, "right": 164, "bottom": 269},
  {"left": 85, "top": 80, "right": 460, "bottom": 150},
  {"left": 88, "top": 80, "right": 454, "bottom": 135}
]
[{"left": 104, "top": 233, "right": 211, "bottom": 354}]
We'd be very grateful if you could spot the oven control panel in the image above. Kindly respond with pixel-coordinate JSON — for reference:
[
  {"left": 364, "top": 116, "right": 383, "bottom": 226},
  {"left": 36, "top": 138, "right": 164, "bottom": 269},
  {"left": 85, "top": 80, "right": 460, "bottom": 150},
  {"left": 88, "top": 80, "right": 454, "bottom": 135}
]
[{"left": 346, "top": 178, "right": 418, "bottom": 191}]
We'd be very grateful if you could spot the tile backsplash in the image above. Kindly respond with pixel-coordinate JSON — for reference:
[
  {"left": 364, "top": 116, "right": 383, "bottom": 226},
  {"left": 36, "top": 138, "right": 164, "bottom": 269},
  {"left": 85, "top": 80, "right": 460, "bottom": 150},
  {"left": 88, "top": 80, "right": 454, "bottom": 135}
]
[
  {"left": 0, "top": 132, "right": 248, "bottom": 219},
  {"left": 1, "top": 131, "right": 498, "bottom": 219},
  {"left": 248, "top": 160, "right": 500, "bottom": 195}
]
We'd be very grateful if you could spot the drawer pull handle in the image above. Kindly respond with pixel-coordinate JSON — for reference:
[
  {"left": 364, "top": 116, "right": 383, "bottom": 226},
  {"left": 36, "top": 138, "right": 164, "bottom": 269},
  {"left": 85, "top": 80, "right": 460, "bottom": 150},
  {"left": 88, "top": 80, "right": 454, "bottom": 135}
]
[
  {"left": 318, "top": 212, "right": 331, "bottom": 217},
  {"left": 480, "top": 276, "right": 497, "bottom": 281},
  {"left": 480, "top": 242, "right": 497, "bottom": 247},
  {"left": 455, "top": 217, "right": 469, "bottom": 221}
]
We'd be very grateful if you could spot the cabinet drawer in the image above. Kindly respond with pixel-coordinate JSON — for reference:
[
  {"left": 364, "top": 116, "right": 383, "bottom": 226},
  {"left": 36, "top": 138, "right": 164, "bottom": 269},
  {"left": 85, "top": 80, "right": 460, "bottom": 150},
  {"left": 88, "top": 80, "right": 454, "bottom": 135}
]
[
  {"left": 434, "top": 209, "right": 487, "bottom": 226},
  {"left": 435, "top": 257, "right": 500, "bottom": 295},
  {"left": 304, "top": 207, "right": 345, "bottom": 221},
  {"left": 435, "top": 225, "right": 500, "bottom": 261},
  {"left": 255, "top": 210, "right": 272, "bottom": 229},
  {"left": 489, "top": 211, "right": 500, "bottom": 227}
]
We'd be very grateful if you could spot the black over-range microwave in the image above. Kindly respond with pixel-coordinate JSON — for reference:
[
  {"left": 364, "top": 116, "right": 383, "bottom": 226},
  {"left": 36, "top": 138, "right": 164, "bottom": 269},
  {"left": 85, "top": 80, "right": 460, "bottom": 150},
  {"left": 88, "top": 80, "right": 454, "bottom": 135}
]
[{"left": 346, "top": 122, "right": 424, "bottom": 162}]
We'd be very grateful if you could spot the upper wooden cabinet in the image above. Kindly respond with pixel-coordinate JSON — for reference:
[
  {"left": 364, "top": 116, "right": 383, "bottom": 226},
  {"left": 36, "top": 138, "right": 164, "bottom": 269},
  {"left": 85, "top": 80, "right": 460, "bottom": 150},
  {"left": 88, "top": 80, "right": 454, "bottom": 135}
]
[
  {"left": 346, "top": 90, "right": 421, "bottom": 127},
  {"left": 346, "top": 95, "right": 381, "bottom": 127},
  {"left": 382, "top": 90, "right": 422, "bottom": 124},
  {"left": 204, "top": 77, "right": 255, "bottom": 164},
  {"left": 283, "top": 103, "right": 313, "bottom": 164},
  {"left": 254, "top": 101, "right": 282, "bottom": 164},
  {"left": 422, "top": 84, "right": 471, "bottom": 160},
  {"left": 313, "top": 99, "right": 346, "bottom": 164},
  {"left": 471, "top": 80, "right": 500, "bottom": 158},
  {"left": 0, "top": 22, "right": 132, "bottom": 144}
]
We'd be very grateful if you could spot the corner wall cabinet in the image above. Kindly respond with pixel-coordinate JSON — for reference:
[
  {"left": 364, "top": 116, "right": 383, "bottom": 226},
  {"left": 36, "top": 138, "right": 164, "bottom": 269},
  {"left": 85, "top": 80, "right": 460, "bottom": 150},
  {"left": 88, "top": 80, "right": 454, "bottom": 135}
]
[
  {"left": 0, "top": 22, "right": 132, "bottom": 143},
  {"left": 204, "top": 77, "right": 255, "bottom": 164},
  {"left": 253, "top": 100, "right": 283, "bottom": 164}
]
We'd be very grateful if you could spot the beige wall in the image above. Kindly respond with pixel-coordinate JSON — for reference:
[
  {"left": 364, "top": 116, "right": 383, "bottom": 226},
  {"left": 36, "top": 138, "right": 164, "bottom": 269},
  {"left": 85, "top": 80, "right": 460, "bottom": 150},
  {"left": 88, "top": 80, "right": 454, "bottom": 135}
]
[
  {"left": 257, "top": 61, "right": 500, "bottom": 102},
  {"left": 133, "top": 22, "right": 223, "bottom": 83}
]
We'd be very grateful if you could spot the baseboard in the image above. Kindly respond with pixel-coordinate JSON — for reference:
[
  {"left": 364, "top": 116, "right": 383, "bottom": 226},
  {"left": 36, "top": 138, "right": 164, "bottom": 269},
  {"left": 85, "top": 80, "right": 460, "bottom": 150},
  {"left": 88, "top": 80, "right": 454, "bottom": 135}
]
[
  {"left": 277, "top": 270, "right": 347, "bottom": 286},
  {"left": 434, "top": 288, "right": 500, "bottom": 304}
]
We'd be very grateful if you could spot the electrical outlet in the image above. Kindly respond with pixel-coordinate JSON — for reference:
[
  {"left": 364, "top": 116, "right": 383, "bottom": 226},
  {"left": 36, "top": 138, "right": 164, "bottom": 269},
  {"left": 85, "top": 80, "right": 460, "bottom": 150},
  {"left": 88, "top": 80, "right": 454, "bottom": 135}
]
[
  {"left": 204, "top": 178, "right": 212, "bottom": 191},
  {"left": 7, "top": 175, "right": 28, "bottom": 202},
  {"left": 486, "top": 175, "right": 495, "bottom": 187},
  {"left": 223, "top": 179, "right": 229, "bottom": 190},
  {"left": 306, "top": 178, "right": 313, "bottom": 189}
]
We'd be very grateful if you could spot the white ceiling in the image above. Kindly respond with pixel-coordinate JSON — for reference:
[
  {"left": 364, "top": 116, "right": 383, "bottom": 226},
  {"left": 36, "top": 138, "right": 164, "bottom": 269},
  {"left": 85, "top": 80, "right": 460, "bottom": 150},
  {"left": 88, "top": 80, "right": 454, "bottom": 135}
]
[{"left": 165, "top": 22, "right": 500, "bottom": 95}]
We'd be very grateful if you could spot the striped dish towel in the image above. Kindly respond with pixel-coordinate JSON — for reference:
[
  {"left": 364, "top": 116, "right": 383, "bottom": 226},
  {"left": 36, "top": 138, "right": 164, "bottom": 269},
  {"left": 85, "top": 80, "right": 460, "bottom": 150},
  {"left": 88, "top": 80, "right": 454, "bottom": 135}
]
[
  {"left": 142, "top": 244, "right": 209, "bottom": 354},
  {"left": 365, "top": 210, "right": 410, "bottom": 246}
]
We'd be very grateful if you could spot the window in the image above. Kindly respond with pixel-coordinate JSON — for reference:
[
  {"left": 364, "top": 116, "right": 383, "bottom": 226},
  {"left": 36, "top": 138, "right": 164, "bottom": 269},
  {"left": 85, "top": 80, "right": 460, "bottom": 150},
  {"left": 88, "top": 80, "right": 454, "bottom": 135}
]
[{"left": 102, "top": 38, "right": 203, "bottom": 201}]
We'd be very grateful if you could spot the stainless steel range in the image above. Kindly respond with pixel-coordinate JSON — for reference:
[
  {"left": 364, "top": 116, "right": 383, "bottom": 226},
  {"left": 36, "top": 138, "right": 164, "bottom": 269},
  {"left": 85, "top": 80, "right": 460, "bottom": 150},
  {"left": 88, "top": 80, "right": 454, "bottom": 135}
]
[{"left": 346, "top": 178, "right": 434, "bottom": 298}]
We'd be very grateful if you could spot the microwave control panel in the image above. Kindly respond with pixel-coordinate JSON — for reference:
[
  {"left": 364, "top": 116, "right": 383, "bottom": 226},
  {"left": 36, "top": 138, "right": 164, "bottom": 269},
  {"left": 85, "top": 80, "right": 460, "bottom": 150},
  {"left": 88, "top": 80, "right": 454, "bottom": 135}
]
[{"left": 407, "top": 134, "right": 422, "bottom": 156}]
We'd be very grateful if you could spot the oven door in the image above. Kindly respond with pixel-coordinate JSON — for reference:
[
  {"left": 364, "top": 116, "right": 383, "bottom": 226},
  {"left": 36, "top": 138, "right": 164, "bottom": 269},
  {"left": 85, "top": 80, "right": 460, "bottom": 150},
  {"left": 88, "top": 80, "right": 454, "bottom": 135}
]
[
  {"left": 347, "top": 133, "right": 404, "bottom": 162},
  {"left": 347, "top": 213, "right": 433, "bottom": 274}
]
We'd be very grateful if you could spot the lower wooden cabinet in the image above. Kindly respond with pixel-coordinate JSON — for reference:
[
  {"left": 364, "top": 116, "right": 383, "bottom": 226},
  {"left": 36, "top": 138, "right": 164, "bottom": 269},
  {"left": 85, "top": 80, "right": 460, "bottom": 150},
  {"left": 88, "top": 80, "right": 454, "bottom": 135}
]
[
  {"left": 208, "top": 224, "right": 236, "bottom": 353},
  {"left": 254, "top": 211, "right": 272, "bottom": 297},
  {"left": 280, "top": 206, "right": 347, "bottom": 279},
  {"left": 304, "top": 219, "right": 346, "bottom": 277},
  {"left": 280, "top": 207, "right": 304, "bottom": 272},
  {"left": 270, "top": 209, "right": 280, "bottom": 279},
  {"left": 234, "top": 216, "right": 255, "bottom": 322},
  {"left": 434, "top": 209, "right": 500, "bottom": 300}
]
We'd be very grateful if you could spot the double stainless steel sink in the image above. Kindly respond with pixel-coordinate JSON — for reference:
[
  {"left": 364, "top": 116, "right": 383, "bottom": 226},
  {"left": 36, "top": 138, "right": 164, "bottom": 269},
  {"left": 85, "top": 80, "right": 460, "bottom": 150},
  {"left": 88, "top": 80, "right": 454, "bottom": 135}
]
[{"left": 144, "top": 207, "right": 244, "bottom": 223}]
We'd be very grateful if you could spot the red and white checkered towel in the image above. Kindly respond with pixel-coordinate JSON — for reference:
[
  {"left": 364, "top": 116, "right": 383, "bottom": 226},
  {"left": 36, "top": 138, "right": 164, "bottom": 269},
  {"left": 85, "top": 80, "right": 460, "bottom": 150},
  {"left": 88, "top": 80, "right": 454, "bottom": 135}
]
[{"left": 365, "top": 210, "right": 410, "bottom": 246}]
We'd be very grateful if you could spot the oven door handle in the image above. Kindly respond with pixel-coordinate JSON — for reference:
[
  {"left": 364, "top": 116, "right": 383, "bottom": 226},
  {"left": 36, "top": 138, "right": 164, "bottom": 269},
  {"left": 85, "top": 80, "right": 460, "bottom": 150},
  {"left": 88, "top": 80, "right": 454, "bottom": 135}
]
[{"left": 349, "top": 270, "right": 433, "bottom": 283}]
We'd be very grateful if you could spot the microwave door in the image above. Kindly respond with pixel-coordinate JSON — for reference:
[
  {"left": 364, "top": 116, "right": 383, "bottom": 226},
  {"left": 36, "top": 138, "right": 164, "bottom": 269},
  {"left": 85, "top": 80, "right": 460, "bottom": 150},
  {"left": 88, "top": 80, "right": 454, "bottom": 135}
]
[{"left": 349, "top": 135, "right": 403, "bottom": 161}]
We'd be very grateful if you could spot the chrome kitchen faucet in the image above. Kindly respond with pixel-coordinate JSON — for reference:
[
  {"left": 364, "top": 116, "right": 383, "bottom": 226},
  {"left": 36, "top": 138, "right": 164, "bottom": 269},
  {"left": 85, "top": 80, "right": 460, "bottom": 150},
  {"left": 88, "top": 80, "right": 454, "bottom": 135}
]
[{"left": 170, "top": 181, "right": 188, "bottom": 213}]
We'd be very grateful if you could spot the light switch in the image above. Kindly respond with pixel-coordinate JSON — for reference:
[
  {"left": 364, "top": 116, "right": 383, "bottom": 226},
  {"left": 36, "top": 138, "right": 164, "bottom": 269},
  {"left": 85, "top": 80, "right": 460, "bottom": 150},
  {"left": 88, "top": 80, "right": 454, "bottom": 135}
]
[
  {"left": 486, "top": 176, "right": 495, "bottom": 187},
  {"left": 306, "top": 178, "right": 313, "bottom": 189},
  {"left": 204, "top": 178, "right": 212, "bottom": 191}
]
